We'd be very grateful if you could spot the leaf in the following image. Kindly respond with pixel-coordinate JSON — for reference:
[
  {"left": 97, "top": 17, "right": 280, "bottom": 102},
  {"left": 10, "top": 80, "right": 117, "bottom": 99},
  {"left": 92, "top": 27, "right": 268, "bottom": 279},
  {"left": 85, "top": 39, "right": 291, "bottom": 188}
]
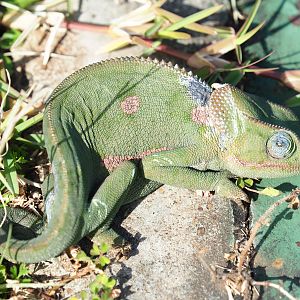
[
  {"left": 3, "top": 150, "right": 19, "bottom": 195},
  {"left": 76, "top": 250, "right": 91, "bottom": 263},
  {"left": 100, "top": 243, "right": 109, "bottom": 254},
  {"left": 259, "top": 187, "right": 282, "bottom": 197},
  {"left": 0, "top": 80, "right": 20, "bottom": 98},
  {"left": 0, "top": 171, "right": 14, "bottom": 194},
  {"left": 9, "top": 265, "right": 18, "bottom": 279},
  {"left": 14, "top": 113, "right": 43, "bottom": 135},
  {"left": 162, "top": 5, "right": 223, "bottom": 32},
  {"left": 237, "top": 0, "right": 262, "bottom": 37},
  {"left": 155, "top": 8, "right": 217, "bottom": 35},
  {"left": 285, "top": 94, "right": 300, "bottom": 108},
  {"left": 99, "top": 256, "right": 110, "bottom": 268},
  {"left": 144, "top": 17, "right": 164, "bottom": 37},
  {"left": 17, "top": 263, "right": 29, "bottom": 279},
  {"left": 244, "top": 178, "right": 254, "bottom": 187},
  {"left": 157, "top": 30, "right": 191, "bottom": 39},
  {"left": 223, "top": 69, "right": 244, "bottom": 85},
  {"left": 0, "top": 265, "right": 7, "bottom": 283},
  {"left": 0, "top": 29, "right": 21, "bottom": 50},
  {"left": 236, "top": 22, "right": 265, "bottom": 45},
  {"left": 90, "top": 244, "right": 101, "bottom": 257},
  {"left": 100, "top": 37, "right": 131, "bottom": 53},
  {"left": 236, "top": 178, "right": 245, "bottom": 189}
]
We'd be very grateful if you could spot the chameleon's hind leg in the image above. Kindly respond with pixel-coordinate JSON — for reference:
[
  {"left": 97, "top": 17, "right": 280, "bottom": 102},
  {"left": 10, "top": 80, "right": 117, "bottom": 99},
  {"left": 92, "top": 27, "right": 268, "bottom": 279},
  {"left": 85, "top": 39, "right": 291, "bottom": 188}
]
[
  {"left": 90, "top": 177, "right": 162, "bottom": 247},
  {"left": 84, "top": 161, "right": 139, "bottom": 246}
]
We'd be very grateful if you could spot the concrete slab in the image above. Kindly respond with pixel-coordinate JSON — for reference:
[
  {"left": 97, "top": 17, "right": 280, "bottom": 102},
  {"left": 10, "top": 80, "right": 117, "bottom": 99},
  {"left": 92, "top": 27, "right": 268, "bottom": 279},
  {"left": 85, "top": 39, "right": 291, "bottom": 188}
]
[{"left": 109, "top": 186, "right": 239, "bottom": 299}]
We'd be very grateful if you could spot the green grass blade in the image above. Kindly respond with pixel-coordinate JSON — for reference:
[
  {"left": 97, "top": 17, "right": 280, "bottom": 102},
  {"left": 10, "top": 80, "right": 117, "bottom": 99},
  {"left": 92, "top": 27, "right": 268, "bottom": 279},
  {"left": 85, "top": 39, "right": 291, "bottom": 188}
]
[
  {"left": 285, "top": 94, "right": 300, "bottom": 107},
  {"left": 157, "top": 31, "right": 191, "bottom": 39},
  {"left": 145, "top": 17, "right": 165, "bottom": 37},
  {"left": 237, "top": 0, "right": 261, "bottom": 37},
  {"left": 163, "top": 4, "right": 223, "bottom": 32},
  {"left": 0, "top": 171, "right": 14, "bottom": 194},
  {"left": 236, "top": 22, "right": 264, "bottom": 45},
  {"left": 0, "top": 80, "right": 20, "bottom": 98},
  {"left": 2, "top": 150, "right": 19, "bottom": 195},
  {"left": 15, "top": 133, "right": 44, "bottom": 147},
  {"left": 14, "top": 113, "right": 43, "bottom": 134}
]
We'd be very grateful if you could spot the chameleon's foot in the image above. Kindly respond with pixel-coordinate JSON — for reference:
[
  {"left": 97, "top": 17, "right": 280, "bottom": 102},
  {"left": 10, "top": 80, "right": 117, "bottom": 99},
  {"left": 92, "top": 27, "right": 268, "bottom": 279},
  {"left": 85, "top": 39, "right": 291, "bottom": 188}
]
[
  {"left": 90, "top": 228, "right": 129, "bottom": 248},
  {"left": 216, "top": 178, "right": 250, "bottom": 206}
]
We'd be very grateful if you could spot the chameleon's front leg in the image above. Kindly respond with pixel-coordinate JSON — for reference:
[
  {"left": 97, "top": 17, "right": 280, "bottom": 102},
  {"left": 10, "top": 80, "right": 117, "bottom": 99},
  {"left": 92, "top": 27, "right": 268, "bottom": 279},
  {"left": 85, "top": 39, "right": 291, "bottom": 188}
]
[{"left": 142, "top": 148, "right": 248, "bottom": 204}]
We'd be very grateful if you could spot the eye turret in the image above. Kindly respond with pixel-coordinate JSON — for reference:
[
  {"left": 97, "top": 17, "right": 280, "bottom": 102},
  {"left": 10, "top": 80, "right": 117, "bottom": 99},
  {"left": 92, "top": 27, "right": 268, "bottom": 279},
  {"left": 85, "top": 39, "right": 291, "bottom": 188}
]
[{"left": 267, "top": 131, "right": 295, "bottom": 159}]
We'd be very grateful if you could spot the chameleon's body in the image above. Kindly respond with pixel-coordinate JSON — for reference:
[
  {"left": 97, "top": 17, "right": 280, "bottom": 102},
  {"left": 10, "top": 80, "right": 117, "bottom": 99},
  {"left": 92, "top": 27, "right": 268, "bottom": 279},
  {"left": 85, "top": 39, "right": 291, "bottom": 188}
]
[{"left": 1, "top": 57, "right": 300, "bottom": 263}]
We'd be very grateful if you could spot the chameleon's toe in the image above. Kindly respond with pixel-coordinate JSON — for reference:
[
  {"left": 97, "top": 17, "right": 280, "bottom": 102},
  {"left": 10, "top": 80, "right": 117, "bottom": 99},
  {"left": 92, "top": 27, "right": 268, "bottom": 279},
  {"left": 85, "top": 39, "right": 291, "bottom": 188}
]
[{"left": 90, "top": 228, "right": 129, "bottom": 248}]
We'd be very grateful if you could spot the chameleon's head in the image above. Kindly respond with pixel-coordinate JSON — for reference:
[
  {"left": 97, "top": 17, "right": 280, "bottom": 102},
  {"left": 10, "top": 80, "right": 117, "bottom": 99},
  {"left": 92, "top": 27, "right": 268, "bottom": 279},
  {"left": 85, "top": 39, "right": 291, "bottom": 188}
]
[{"left": 209, "top": 84, "right": 300, "bottom": 178}]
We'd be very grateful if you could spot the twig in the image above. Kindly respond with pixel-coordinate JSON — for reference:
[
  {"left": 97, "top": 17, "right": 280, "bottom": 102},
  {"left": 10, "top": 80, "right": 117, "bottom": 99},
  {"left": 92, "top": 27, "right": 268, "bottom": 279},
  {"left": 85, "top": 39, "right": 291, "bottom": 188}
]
[
  {"left": 0, "top": 193, "right": 7, "bottom": 228},
  {"left": 0, "top": 281, "right": 63, "bottom": 289},
  {"left": 251, "top": 280, "right": 298, "bottom": 300},
  {"left": 43, "top": 12, "right": 65, "bottom": 66},
  {"left": 5, "top": 50, "right": 75, "bottom": 59},
  {"left": 237, "top": 189, "right": 300, "bottom": 274}
]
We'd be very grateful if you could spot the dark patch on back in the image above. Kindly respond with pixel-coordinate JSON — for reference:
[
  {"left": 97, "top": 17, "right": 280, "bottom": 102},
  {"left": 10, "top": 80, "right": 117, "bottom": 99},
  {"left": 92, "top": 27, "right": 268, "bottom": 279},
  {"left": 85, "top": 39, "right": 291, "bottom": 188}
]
[{"left": 180, "top": 76, "right": 212, "bottom": 106}]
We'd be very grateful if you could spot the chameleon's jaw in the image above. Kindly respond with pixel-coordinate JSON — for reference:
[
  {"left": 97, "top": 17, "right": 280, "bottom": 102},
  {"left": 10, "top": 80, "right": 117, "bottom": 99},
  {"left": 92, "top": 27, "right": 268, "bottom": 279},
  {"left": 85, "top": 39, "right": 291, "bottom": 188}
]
[{"left": 226, "top": 154, "right": 300, "bottom": 178}]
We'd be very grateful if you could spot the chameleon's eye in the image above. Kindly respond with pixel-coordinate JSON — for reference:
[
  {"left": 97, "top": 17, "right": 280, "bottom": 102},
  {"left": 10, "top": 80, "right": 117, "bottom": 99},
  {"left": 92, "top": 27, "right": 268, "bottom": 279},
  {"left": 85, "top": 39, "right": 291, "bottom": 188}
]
[{"left": 267, "top": 131, "right": 295, "bottom": 159}]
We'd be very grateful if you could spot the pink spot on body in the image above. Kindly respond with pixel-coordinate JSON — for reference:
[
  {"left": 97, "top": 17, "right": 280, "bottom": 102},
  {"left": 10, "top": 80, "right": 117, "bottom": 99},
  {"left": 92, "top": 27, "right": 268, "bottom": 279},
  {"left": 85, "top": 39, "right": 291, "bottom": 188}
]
[
  {"left": 120, "top": 96, "right": 140, "bottom": 114},
  {"left": 192, "top": 106, "right": 208, "bottom": 124},
  {"left": 103, "top": 147, "right": 169, "bottom": 171}
]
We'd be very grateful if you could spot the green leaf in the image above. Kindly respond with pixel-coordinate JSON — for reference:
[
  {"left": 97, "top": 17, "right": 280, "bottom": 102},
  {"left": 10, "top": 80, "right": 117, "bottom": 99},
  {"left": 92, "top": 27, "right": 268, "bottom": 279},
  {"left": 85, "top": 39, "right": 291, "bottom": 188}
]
[
  {"left": 99, "top": 256, "right": 110, "bottom": 268},
  {"left": 9, "top": 265, "right": 18, "bottom": 279},
  {"left": 0, "top": 171, "right": 14, "bottom": 194},
  {"left": 17, "top": 263, "right": 29, "bottom": 279},
  {"left": 236, "top": 178, "right": 245, "bottom": 189},
  {"left": 237, "top": 0, "right": 262, "bottom": 37},
  {"left": 105, "top": 278, "right": 116, "bottom": 289},
  {"left": 0, "top": 29, "right": 21, "bottom": 50},
  {"left": 15, "top": 133, "right": 45, "bottom": 148},
  {"left": 3, "top": 150, "right": 19, "bottom": 195},
  {"left": 80, "top": 290, "right": 88, "bottom": 300},
  {"left": 76, "top": 250, "right": 91, "bottom": 263},
  {"left": 98, "top": 274, "right": 109, "bottom": 286},
  {"left": 0, "top": 265, "right": 7, "bottom": 283},
  {"left": 236, "top": 22, "right": 265, "bottom": 45},
  {"left": 100, "top": 243, "right": 109, "bottom": 254},
  {"left": 145, "top": 17, "right": 165, "bottom": 37},
  {"left": 163, "top": 5, "right": 223, "bottom": 32},
  {"left": 90, "top": 244, "right": 101, "bottom": 257},
  {"left": 89, "top": 278, "right": 101, "bottom": 294},
  {"left": 223, "top": 69, "right": 244, "bottom": 85},
  {"left": 3, "top": 0, "right": 40, "bottom": 9},
  {"left": 157, "top": 31, "right": 191, "bottom": 39},
  {"left": 244, "top": 178, "right": 254, "bottom": 187},
  {"left": 14, "top": 113, "right": 43, "bottom": 135},
  {"left": 0, "top": 79, "right": 20, "bottom": 98},
  {"left": 195, "top": 66, "right": 211, "bottom": 80},
  {"left": 259, "top": 187, "right": 282, "bottom": 197},
  {"left": 285, "top": 94, "right": 300, "bottom": 108}
]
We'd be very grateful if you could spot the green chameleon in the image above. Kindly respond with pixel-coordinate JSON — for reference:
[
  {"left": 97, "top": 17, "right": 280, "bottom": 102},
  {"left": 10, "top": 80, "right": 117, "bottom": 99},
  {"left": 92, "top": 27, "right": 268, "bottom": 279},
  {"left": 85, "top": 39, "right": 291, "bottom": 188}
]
[{"left": 1, "top": 57, "right": 300, "bottom": 263}]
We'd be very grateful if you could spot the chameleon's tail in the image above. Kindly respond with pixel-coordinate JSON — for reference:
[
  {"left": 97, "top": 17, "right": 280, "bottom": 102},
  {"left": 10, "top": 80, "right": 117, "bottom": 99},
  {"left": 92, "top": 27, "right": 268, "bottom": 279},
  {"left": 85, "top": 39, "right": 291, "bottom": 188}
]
[
  {"left": 0, "top": 147, "right": 89, "bottom": 262},
  {"left": 0, "top": 105, "right": 98, "bottom": 263}
]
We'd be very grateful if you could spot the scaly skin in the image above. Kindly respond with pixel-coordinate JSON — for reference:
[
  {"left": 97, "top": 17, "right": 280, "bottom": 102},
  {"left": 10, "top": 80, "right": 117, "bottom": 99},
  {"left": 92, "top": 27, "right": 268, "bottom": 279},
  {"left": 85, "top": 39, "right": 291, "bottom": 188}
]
[{"left": 1, "top": 57, "right": 300, "bottom": 263}]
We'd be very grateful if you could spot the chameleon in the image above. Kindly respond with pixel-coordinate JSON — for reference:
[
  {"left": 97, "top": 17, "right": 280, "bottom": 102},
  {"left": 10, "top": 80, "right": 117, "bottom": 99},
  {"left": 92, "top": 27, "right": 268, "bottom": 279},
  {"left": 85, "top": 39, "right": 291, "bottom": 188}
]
[{"left": 0, "top": 57, "right": 300, "bottom": 263}]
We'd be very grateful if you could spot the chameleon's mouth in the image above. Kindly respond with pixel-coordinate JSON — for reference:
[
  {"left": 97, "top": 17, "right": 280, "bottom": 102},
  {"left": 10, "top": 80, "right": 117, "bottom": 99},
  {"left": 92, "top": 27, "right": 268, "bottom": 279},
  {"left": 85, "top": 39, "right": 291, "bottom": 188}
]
[{"left": 229, "top": 155, "right": 300, "bottom": 174}]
